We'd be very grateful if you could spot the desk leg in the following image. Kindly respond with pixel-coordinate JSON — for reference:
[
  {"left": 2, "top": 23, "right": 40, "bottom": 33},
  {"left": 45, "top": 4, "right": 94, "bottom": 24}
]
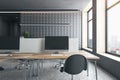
[
  {"left": 24, "top": 60, "right": 28, "bottom": 80},
  {"left": 37, "top": 60, "right": 39, "bottom": 76},
  {"left": 42, "top": 59, "right": 44, "bottom": 72},
  {"left": 87, "top": 60, "right": 89, "bottom": 76},
  {"left": 24, "top": 67, "right": 27, "bottom": 80},
  {"left": 94, "top": 61, "right": 98, "bottom": 80}
]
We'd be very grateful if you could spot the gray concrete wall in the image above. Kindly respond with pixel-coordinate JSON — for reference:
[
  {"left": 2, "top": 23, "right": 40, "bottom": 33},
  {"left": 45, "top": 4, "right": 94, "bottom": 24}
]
[{"left": 96, "top": 54, "right": 120, "bottom": 79}]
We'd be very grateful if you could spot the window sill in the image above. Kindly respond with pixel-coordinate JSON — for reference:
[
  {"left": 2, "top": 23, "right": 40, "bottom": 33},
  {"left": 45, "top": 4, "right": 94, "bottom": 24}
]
[
  {"left": 82, "top": 48, "right": 92, "bottom": 52},
  {"left": 98, "top": 53, "right": 120, "bottom": 62}
]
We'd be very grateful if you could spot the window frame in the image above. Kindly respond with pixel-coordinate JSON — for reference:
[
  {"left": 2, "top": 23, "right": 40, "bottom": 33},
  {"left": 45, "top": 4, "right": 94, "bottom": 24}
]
[
  {"left": 106, "top": 0, "right": 120, "bottom": 56},
  {"left": 87, "top": 8, "right": 93, "bottom": 49}
]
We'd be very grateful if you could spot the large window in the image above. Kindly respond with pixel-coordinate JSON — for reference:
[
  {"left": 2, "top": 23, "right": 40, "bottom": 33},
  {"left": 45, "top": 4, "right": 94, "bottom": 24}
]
[
  {"left": 107, "top": 0, "right": 120, "bottom": 55},
  {"left": 87, "top": 8, "right": 93, "bottom": 48}
]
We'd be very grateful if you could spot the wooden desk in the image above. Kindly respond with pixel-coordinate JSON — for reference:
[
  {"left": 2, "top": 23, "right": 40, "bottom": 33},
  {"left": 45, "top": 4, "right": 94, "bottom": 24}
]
[
  {"left": 0, "top": 51, "right": 99, "bottom": 60},
  {"left": 0, "top": 50, "right": 99, "bottom": 80}
]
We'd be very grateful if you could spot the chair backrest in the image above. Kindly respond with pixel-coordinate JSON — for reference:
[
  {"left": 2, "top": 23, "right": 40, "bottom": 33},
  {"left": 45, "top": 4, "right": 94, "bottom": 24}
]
[{"left": 64, "top": 54, "right": 87, "bottom": 75}]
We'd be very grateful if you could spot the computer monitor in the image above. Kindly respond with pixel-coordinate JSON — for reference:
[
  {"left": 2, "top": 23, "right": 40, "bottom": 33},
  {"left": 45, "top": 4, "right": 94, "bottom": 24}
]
[
  {"left": 45, "top": 36, "right": 69, "bottom": 53},
  {"left": 0, "top": 36, "right": 19, "bottom": 53}
]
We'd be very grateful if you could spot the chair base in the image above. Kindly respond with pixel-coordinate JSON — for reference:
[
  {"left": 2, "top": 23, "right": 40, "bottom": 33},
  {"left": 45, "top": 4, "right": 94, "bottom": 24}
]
[{"left": 71, "top": 75, "right": 73, "bottom": 80}]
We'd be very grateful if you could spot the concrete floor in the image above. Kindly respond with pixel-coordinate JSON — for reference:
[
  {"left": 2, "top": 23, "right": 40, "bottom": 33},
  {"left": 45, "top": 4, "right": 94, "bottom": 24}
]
[{"left": 0, "top": 59, "right": 118, "bottom": 80}]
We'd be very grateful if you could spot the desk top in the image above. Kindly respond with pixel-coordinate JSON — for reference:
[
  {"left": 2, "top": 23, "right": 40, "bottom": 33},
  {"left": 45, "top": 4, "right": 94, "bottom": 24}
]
[{"left": 0, "top": 51, "right": 99, "bottom": 60}]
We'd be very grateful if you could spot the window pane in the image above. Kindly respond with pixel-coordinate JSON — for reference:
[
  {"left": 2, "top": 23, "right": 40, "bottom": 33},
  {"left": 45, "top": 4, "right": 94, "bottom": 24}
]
[
  {"left": 107, "top": 3, "right": 120, "bottom": 55},
  {"left": 107, "top": 0, "right": 119, "bottom": 8},
  {"left": 88, "top": 9, "right": 93, "bottom": 20},
  {"left": 88, "top": 21, "right": 93, "bottom": 48}
]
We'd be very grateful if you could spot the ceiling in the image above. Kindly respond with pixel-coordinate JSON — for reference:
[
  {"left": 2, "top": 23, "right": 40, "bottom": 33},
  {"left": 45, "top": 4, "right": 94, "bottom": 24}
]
[{"left": 0, "top": 0, "right": 91, "bottom": 11}]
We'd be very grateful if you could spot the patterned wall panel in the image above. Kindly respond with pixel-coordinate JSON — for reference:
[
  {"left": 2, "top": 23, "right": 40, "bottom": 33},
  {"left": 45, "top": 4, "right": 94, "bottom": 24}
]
[{"left": 20, "top": 11, "right": 81, "bottom": 48}]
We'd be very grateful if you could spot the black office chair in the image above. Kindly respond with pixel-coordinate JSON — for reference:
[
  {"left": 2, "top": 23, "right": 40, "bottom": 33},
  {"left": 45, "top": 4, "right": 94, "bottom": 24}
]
[{"left": 60, "top": 54, "right": 87, "bottom": 80}]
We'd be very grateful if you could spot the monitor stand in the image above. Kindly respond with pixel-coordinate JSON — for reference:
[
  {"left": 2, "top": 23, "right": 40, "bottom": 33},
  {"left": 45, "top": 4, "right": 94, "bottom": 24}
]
[{"left": 53, "top": 51, "right": 59, "bottom": 54}]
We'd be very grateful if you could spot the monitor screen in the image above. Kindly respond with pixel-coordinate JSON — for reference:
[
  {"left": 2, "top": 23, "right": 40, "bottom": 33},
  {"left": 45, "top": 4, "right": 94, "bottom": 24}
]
[
  {"left": 45, "top": 36, "right": 69, "bottom": 50},
  {"left": 0, "top": 37, "right": 19, "bottom": 50}
]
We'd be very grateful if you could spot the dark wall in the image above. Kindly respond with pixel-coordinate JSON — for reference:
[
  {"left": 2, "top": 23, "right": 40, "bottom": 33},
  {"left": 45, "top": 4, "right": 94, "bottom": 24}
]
[
  {"left": 0, "top": 13, "right": 20, "bottom": 37},
  {"left": 0, "top": 16, "right": 8, "bottom": 36},
  {"left": 96, "top": 54, "right": 120, "bottom": 79}
]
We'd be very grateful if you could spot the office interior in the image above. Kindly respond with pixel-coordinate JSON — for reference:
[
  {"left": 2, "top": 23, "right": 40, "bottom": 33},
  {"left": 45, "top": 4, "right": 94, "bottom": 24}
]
[{"left": 0, "top": 0, "right": 120, "bottom": 80}]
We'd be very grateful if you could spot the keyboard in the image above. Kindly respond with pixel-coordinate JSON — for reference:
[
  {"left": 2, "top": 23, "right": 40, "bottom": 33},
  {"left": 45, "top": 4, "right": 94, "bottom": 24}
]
[
  {"left": 51, "top": 54, "right": 63, "bottom": 56},
  {"left": 0, "top": 54, "right": 9, "bottom": 56}
]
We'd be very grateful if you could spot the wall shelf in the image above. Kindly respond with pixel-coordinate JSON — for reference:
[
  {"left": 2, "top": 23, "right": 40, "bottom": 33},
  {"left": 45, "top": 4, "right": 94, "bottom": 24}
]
[{"left": 20, "top": 23, "right": 70, "bottom": 26}]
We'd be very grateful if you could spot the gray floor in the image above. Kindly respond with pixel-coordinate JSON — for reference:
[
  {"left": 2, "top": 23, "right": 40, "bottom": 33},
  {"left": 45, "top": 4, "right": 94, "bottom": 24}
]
[{"left": 0, "top": 59, "right": 118, "bottom": 80}]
